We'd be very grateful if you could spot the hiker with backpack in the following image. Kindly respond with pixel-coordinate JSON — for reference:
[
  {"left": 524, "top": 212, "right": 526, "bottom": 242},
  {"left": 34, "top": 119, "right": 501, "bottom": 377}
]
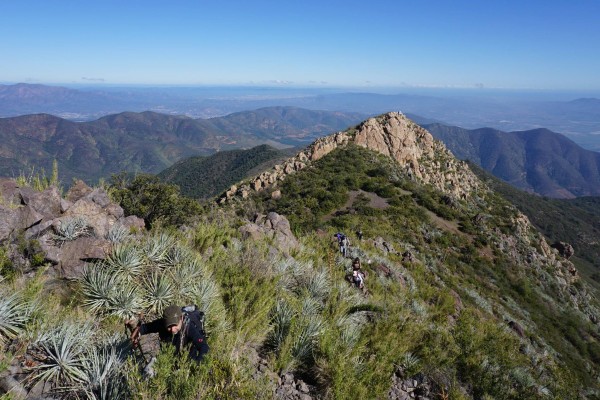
[
  {"left": 129, "top": 304, "right": 209, "bottom": 363},
  {"left": 340, "top": 234, "right": 350, "bottom": 257}
]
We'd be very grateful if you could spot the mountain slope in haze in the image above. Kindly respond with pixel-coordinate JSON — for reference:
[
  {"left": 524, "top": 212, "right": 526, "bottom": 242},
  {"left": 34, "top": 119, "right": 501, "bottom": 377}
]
[
  {"left": 158, "top": 144, "right": 296, "bottom": 199},
  {"left": 425, "top": 123, "right": 600, "bottom": 198},
  {"left": 0, "top": 107, "right": 363, "bottom": 184}
]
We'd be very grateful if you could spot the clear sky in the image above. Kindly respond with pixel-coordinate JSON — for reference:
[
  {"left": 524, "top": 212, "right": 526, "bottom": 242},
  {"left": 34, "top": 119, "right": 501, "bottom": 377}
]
[{"left": 1, "top": 0, "right": 599, "bottom": 90}]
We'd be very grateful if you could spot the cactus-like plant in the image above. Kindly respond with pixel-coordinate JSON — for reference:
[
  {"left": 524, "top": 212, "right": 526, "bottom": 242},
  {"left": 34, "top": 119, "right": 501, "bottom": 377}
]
[
  {"left": 105, "top": 224, "right": 130, "bottom": 244},
  {"left": 142, "top": 233, "right": 174, "bottom": 267},
  {"left": 82, "top": 344, "right": 128, "bottom": 400},
  {"left": 28, "top": 322, "right": 93, "bottom": 388},
  {"left": 0, "top": 291, "right": 32, "bottom": 345},
  {"left": 80, "top": 264, "right": 119, "bottom": 314},
  {"left": 105, "top": 244, "right": 143, "bottom": 281},
  {"left": 107, "top": 285, "right": 143, "bottom": 320},
  {"left": 52, "top": 216, "right": 92, "bottom": 245},
  {"left": 266, "top": 300, "right": 295, "bottom": 352},
  {"left": 142, "top": 272, "right": 174, "bottom": 316}
]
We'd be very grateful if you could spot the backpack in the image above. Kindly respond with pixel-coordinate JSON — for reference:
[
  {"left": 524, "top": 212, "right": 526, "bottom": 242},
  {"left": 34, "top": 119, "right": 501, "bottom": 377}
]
[{"left": 182, "top": 305, "right": 206, "bottom": 335}]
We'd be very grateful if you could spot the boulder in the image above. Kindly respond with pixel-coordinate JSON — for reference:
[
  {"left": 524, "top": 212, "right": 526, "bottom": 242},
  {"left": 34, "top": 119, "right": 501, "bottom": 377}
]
[
  {"left": 18, "top": 186, "right": 62, "bottom": 219},
  {"left": 16, "top": 205, "right": 44, "bottom": 231},
  {"left": 63, "top": 198, "right": 116, "bottom": 238},
  {"left": 0, "top": 178, "right": 20, "bottom": 205},
  {"left": 57, "top": 236, "right": 112, "bottom": 279},
  {"left": 65, "top": 179, "right": 93, "bottom": 203},
  {"left": 0, "top": 206, "right": 18, "bottom": 241},
  {"left": 551, "top": 241, "right": 575, "bottom": 259}
]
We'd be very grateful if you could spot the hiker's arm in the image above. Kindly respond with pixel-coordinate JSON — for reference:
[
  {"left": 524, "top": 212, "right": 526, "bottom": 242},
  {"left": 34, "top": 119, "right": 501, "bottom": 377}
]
[{"left": 139, "top": 319, "right": 162, "bottom": 335}]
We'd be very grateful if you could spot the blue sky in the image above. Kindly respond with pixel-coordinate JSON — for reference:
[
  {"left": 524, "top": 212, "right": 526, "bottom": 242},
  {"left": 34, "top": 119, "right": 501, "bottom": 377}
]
[{"left": 1, "top": 0, "right": 599, "bottom": 90}]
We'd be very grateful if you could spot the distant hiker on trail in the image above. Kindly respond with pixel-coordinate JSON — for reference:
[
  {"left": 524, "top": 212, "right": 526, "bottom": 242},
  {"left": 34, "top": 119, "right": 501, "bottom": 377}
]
[
  {"left": 350, "top": 269, "right": 367, "bottom": 294},
  {"left": 352, "top": 257, "right": 361, "bottom": 271},
  {"left": 334, "top": 233, "right": 349, "bottom": 257},
  {"left": 356, "top": 229, "right": 363, "bottom": 241},
  {"left": 129, "top": 305, "right": 209, "bottom": 363}
]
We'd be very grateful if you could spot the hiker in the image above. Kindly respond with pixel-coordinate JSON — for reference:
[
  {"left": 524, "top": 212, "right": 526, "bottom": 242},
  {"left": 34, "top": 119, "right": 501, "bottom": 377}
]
[
  {"left": 129, "top": 305, "right": 209, "bottom": 363},
  {"left": 356, "top": 229, "right": 363, "bottom": 241},
  {"left": 352, "top": 257, "right": 361, "bottom": 271},
  {"left": 340, "top": 235, "right": 349, "bottom": 257},
  {"left": 351, "top": 269, "right": 366, "bottom": 293}
]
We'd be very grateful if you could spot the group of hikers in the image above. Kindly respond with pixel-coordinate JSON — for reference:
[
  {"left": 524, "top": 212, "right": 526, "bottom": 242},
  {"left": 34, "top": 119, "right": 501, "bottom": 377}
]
[
  {"left": 335, "top": 230, "right": 368, "bottom": 295},
  {"left": 127, "top": 229, "right": 367, "bottom": 371}
]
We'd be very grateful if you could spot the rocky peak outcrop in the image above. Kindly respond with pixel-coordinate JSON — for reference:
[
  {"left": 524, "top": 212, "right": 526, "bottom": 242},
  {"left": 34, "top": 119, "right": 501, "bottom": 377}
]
[{"left": 219, "top": 112, "right": 481, "bottom": 203}]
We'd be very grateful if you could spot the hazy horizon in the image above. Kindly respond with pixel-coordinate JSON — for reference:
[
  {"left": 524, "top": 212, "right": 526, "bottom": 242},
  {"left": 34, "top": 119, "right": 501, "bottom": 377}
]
[{"left": 2, "top": 1, "right": 600, "bottom": 90}]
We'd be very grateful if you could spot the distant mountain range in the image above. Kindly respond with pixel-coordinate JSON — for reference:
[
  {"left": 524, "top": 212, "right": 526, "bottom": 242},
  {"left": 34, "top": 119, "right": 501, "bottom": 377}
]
[
  {"left": 425, "top": 124, "right": 600, "bottom": 198},
  {"left": 0, "top": 107, "right": 364, "bottom": 184},
  {"left": 2, "top": 83, "right": 599, "bottom": 150}
]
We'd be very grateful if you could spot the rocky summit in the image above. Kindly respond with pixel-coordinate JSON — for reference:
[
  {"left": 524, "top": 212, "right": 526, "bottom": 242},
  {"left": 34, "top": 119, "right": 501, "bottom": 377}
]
[{"left": 219, "top": 112, "right": 481, "bottom": 203}]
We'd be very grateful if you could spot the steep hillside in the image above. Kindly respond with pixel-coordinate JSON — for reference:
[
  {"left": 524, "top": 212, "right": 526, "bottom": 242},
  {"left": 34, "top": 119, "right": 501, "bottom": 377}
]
[
  {"left": 0, "top": 107, "right": 363, "bottom": 184},
  {"left": 425, "top": 123, "right": 600, "bottom": 198},
  {"left": 1, "top": 112, "right": 599, "bottom": 399},
  {"left": 158, "top": 145, "right": 296, "bottom": 199}
]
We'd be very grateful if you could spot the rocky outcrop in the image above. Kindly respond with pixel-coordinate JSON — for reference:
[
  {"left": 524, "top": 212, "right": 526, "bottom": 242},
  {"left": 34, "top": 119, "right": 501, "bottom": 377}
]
[
  {"left": 219, "top": 112, "right": 482, "bottom": 203},
  {"left": 551, "top": 241, "right": 575, "bottom": 259},
  {"left": 0, "top": 180, "right": 145, "bottom": 278},
  {"left": 239, "top": 212, "right": 299, "bottom": 256}
]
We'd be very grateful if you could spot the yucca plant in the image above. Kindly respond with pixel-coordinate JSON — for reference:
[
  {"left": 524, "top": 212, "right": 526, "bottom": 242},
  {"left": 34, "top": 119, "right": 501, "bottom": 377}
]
[
  {"left": 142, "top": 233, "right": 174, "bottom": 267},
  {"left": 28, "top": 322, "right": 93, "bottom": 389},
  {"left": 266, "top": 300, "right": 295, "bottom": 352},
  {"left": 189, "top": 279, "right": 219, "bottom": 314},
  {"left": 82, "top": 344, "right": 128, "bottom": 400},
  {"left": 105, "top": 224, "right": 130, "bottom": 244},
  {"left": 288, "top": 315, "right": 324, "bottom": 370},
  {"left": 80, "top": 264, "right": 120, "bottom": 314},
  {"left": 107, "top": 285, "right": 143, "bottom": 320},
  {"left": 305, "top": 269, "right": 331, "bottom": 302},
  {"left": 169, "top": 257, "right": 204, "bottom": 297},
  {"left": 52, "top": 216, "right": 92, "bottom": 245},
  {"left": 0, "top": 291, "right": 32, "bottom": 345},
  {"left": 105, "top": 244, "right": 144, "bottom": 282},
  {"left": 142, "top": 272, "right": 174, "bottom": 316}
]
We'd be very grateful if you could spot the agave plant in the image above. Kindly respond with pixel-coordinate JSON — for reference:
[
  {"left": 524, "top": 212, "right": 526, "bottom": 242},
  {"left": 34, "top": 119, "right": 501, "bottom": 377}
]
[
  {"left": 290, "top": 315, "right": 324, "bottom": 368},
  {"left": 266, "top": 300, "right": 295, "bottom": 352},
  {"left": 304, "top": 269, "right": 331, "bottom": 302},
  {"left": 107, "top": 285, "right": 143, "bottom": 320},
  {"left": 52, "top": 216, "right": 92, "bottom": 245},
  {"left": 169, "top": 257, "right": 204, "bottom": 295},
  {"left": 189, "top": 279, "right": 219, "bottom": 314},
  {"left": 80, "top": 264, "right": 120, "bottom": 314},
  {"left": 142, "top": 233, "right": 174, "bottom": 267},
  {"left": 28, "top": 322, "right": 93, "bottom": 389},
  {"left": 105, "top": 244, "right": 144, "bottom": 281},
  {"left": 141, "top": 272, "right": 174, "bottom": 316},
  {"left": 82, "top": 344, "right": 128, "bottom": 400},
  {"left": 105, "top": 224, "right": 130, "bottom": 244},
  {"left": 0, "top": 291, "right": 32, "bottom": 345}
]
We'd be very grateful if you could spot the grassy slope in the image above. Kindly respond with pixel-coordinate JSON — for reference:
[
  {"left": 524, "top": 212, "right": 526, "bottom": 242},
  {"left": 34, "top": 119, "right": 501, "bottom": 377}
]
[{"left": 3, "top": 145, "right": 600, "bottom": 399}]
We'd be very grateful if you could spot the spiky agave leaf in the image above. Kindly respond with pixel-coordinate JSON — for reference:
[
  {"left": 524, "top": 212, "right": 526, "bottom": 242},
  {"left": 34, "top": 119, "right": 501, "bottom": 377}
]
[
  {"left": 266, "top": 300, "right": 295, "bottom": 352},
  {"left": 107, "top": 285, "right": 143, "bottom": 320},
  {"left": 79, "top": 264, "right": 120, "bottom": 314},
  {"left": 0, "top": 291, "right": 32, "bottom": 345},
  {"left": 189, "top": 279, "right": 219, "bottom": 314},
  {"left": 82, "top": 344, "right": 128, "bottom": 400},
  {"left": 105, "top": 244, "right": 143, "bottom": 281},
  {"left": 52, "top": 216, "right": 92, "bottom": 245},
  {"left": 28, "top": 321, "right": 93, "bottom": 389},
  {"left": 290, "top": 315, "right": 324, "bottom": 368},
  {"left": 105, "top": 224, "right": 130, "bottom": 244},
  {"left": 165, "top": 243, "right": 193, "bottom": 267},
  {"left": 170, "top": 257, "right": 204, "bottom": 298},
  {"left": 142, "top": 233, "right": 174, "bottom": 267},
  {"left": 141, "top": 272, "right": 174, "bottom": 316},
  {"left": 305, "top": 269, "right": 331, "bottom": 302}
]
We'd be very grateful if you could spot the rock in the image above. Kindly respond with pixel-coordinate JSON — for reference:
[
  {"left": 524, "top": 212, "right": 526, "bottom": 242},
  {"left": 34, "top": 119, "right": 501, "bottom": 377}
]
[
  {"left": 60, "top": 198, "right": 72, "bottom": 213},
  {"left": 508, "top": 320, "right": 525, "bottom": 338},
  {"left": 64, "top": 198, "right": 115, "bottom": 238},
  {"left": 24, "top": 219, "right": 54, "bottom": 240},
  {"left": 87, "top": 188, "right": 111, "bottom": 207},
  {"left": 297, "top": 380, "right": 310, "bottom": 393},
  {"left": 551, "top": 241, "right": 575, "bottom": 259},
  {"left": 271, "top": 190, "right": 282, "bottom": 199},
  {"left": 16, "top": 205, "right": 44, "bottom": 230},
  {"left": 65, "top": 179, "right": 93, "bottom": 203},
  {"left": 0, "top": 178, "right": 20, "bottom": 205},
  {"left": 0, "top": 206, "right": 17, "bottom": 241},
  {"left": 121, "top": 215, "right": 146, "bottom": 232},
  {"left": 19, "top": 186, "right": 62, "bottom": 219}
]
